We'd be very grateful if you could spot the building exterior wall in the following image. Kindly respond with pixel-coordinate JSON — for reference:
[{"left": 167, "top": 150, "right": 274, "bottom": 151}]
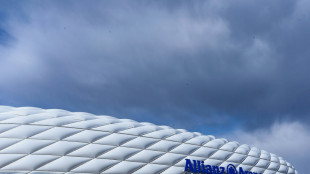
[{"left": 0, "top": 106, "right": 298, "bottom": 174}]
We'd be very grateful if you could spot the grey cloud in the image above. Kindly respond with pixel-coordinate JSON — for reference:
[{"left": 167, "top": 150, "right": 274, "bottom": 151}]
[
  {"left": 0, "top": 0, "right": 309, "bottom": 131},
  {"left": 221, "top": 121, "right": 310, "bottom": 174}
]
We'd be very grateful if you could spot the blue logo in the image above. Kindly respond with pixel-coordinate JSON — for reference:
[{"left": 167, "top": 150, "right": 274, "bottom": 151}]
[
  {"left": 184, "top": 159, "right": 262, "bottom": 174},
  {"left": 227, "top": 164, "right": 237, "bottom": 174}
]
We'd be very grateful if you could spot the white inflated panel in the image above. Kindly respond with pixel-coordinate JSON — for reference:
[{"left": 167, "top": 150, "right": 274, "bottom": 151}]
[{"left": 0, "top": 106, "right": 298, "bottom": 174}]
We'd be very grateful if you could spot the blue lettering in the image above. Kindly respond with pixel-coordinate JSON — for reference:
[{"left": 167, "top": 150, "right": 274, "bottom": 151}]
[
  {"left": 205, "top": 165, "right": 212, "bottom": 174},
  {"left": 193, "top": 160, "right": 198, "bottom": 172},
  {"left": 239, "top": 167, "right": 245, "bottom": 174},
  {"left": 213, "top": 166, "right": 220, "bottom": 174},
  {"left": 201, "top": 161, "right": 206, "bottom": 173},
  {"left": 184, "top": 159, "right": 194, "bottom": 172},
  {"left": 185, "top": 159, "right": 262, "bottom": 174},
  {"left": 197, "top": 160, "right": 202, "bottom": 173},
  {"left": 219, "top": 167, "right": 225, "bottom": 174}
]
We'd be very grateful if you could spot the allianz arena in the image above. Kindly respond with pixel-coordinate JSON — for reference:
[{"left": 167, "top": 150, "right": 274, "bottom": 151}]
[{"left": 0, "top": 106, "right": 297, "bottom": 174}]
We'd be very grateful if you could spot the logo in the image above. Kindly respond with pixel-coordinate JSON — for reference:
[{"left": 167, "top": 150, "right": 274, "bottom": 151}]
[
  {"left": 227, "top": 164, "right": 237, "bottom": 174},
  {"left": 184, "top": 159, "right": 262, "bottom": 174}
]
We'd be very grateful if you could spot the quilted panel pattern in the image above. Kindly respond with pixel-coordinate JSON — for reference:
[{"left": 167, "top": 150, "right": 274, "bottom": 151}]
[{"left": 0, "top": 106, "right": 298, "bottom": 174}]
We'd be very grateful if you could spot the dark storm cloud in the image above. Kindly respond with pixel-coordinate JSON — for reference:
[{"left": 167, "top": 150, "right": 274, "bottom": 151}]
[{"left": 0, "top": 0, "right": 309, "bottom": 131}]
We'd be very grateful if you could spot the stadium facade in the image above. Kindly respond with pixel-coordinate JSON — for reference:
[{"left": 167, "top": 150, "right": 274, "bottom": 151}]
[{"left": 0, "top": 106, "right": 297, "bottom": 174}]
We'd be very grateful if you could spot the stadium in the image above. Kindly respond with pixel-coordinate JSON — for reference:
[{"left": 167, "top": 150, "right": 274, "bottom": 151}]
[{"left": 0, "top": 106, "right": 297, "bottom": 174}]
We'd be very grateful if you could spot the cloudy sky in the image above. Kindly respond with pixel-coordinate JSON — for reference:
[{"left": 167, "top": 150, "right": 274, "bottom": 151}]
[{"left": 0, "top": 0, "right": 309, "bottom": 172}]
